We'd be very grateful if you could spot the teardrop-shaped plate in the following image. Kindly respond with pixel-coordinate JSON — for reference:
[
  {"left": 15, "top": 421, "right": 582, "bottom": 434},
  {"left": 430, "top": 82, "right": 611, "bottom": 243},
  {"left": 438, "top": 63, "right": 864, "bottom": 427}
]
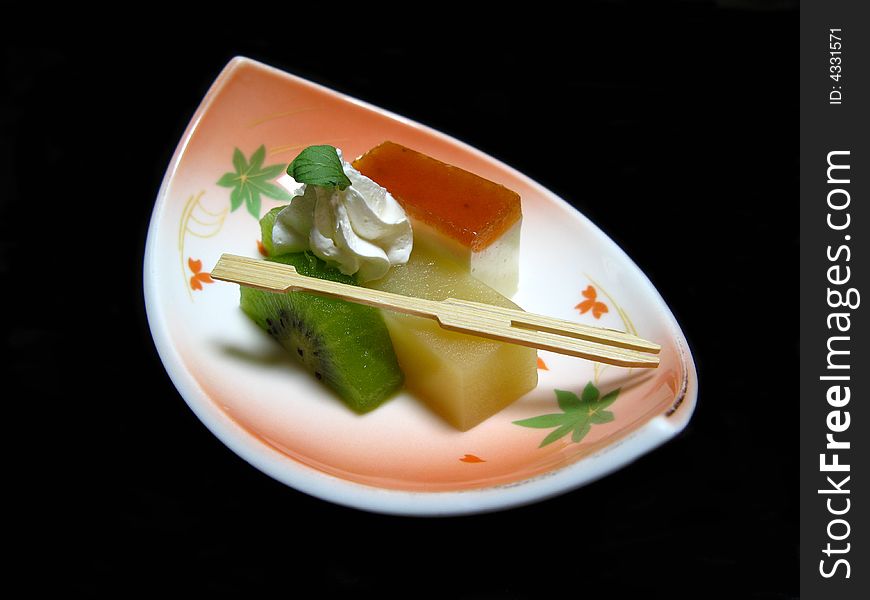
[{"left": 144, "top": 57, "right": 697, "bottom": 516}]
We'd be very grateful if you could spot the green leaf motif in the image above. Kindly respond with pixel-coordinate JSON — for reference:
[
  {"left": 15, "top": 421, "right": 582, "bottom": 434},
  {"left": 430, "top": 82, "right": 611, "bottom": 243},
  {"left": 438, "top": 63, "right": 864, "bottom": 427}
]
[
  {"left": 598, "top": 389, "right": 620, "bottom": 409},
  {"left": 572, "top": 422, "right": 591, "bottom": 442},
  {"left": 590, "top": 410, "right": 614, "bottom": 424},
  {"left": 287, "top": 145, "right": 352, "bottom": 190},
  {"left": 230, "top": 186, "right": 245, "bottom": 212},
  {"left": 217, "top": 145, "right": 293, "bottom": 219},
  {"left": 257, "top": 164, "right": 287, "bottom": 180},
  {"left": 216, "top": 172, "right": 237, "bottom": 187},
  {"left": 541, "top": 423, "right": 577, "bottom": 448},
  {"left": 513, "top": 382, "right": 621, "bottom": 448},
  {"left": 232, "top": 148, "right": 248, "bottom": 174},
  {"left": 512, "top": 413, "right": 568, "bottom": 429},
  {"left": 248, "top": 145, "right": 265, "bottom": 172},
  {"left": 555, "top": 389, "right": 582, "bottom": 413},
  {"left": 581, "top": 382, "right": 599, "bottom": 403}
]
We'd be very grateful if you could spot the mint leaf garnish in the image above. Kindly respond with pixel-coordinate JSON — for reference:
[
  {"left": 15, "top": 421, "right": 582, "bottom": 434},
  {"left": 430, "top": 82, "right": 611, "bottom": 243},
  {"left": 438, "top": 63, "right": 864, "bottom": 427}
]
[{"left": 287, "top": 145, "right": 351, "bottom": 190}]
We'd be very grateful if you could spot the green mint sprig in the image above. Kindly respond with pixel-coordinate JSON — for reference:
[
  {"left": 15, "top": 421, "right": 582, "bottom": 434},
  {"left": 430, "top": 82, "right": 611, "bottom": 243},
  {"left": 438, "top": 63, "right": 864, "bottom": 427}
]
[{"left": 287, "top": 145, "right": 351, "bottom": 190}]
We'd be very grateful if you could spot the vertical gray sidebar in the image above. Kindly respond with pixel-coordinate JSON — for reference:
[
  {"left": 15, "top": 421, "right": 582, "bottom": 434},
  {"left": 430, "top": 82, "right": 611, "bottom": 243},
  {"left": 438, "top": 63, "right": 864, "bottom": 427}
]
[{"left": 800, "top": 1, "right": 869, "bottom": 598}]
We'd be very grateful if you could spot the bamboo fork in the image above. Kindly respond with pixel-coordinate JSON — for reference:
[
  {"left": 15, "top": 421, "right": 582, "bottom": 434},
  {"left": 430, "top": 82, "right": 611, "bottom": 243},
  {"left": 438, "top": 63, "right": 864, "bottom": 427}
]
[{"left": 210, "top": 254, "right": 660, "bottom": 368}]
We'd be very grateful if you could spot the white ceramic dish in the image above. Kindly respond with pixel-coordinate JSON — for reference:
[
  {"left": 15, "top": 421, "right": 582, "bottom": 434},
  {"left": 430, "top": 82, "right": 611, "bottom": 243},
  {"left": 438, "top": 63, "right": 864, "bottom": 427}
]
[{"left": 144, "top": 57, "right": 697, "bottom": 516}]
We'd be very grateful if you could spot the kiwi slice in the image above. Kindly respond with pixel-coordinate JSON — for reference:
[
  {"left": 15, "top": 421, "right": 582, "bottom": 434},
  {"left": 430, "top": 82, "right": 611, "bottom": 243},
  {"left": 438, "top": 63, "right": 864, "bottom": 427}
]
[
  {"left": 259, "top": 206, "right": 283, "bottom": 256},
  {"left": 240, "top": 251, "right": 403, "bottom": 413}
]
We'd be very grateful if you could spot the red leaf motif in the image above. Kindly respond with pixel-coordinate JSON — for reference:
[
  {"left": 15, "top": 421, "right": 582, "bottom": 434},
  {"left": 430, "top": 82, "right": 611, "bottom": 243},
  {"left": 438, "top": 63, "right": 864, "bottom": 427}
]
[
  {"left": 188, "top": 258, "right": 214, "bottom": 291},
  {"left": 575, "top": 299, "right": 595, "bottom": 314},
  {"left": 537, "top": 356, "right": 549, "bottom": 370},
  {"left": 188, "top": 258, "right": 203, "bottom": 274},
  {"left": 575, "top": 285, "right": 609, "bottom": 319},
  {"left": 257, "top": 240, "right": 268, "bottom": 257},
  {"left": 460, "top": 454, "right": 485, "bottom": 463},
  {"left": 591, "top": 302, "right": 609, "bottom": 319}
]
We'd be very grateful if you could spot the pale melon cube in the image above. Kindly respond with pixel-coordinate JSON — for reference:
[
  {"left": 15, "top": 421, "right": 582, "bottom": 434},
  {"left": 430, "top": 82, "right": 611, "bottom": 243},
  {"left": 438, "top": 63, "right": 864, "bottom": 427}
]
[{"left": 366, "top": 247, "right": 537, "bottom": 431}]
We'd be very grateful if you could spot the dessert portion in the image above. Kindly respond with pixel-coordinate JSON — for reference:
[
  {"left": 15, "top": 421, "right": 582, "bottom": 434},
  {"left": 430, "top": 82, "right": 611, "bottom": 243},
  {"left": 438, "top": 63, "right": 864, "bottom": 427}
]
[
  {"left": 353, "top": 141, "right": 522, "bottom": 296},
  {"left": 239, "top": 148, "right": 407, "bottom": 412},
  {"left": 238, "top": 143, "right": 535, "bottom": 429},
  {"left": 240, "top": 250, "right": 403, "bottom": 413},
  {"left": 366, "top": 246, "right": 537, "bottom": 431}
]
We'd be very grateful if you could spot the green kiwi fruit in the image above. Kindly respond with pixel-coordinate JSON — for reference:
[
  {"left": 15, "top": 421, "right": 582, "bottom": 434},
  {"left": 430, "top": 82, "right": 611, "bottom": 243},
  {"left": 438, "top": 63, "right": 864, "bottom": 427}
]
[
  {"left": 240, "top": 251, "right": 403, "bottom": 413},
  {"left": 259, "top": 206, "right": 283, "bottom": 256}
]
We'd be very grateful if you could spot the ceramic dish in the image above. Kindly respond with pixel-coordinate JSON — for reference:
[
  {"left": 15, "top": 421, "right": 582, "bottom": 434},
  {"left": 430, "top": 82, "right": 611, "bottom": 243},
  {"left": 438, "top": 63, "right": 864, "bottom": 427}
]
[{"left": 144, "top": 57, "right": 698, "bottom": 516}]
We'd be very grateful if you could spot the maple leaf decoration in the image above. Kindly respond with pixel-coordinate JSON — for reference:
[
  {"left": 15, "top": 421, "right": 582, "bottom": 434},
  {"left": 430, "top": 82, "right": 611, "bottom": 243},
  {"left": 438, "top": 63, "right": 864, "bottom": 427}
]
[
  {"left": 188, "top": 258, "right": 214, "bottom": 291},
  {"left": 513, "top": 382, "right": 620, "bottom": 447},
  {"left": 460, "top": 454, "right": 486, "bottom": 463},
  {"left": 575, "top": 285, "right": 609, "bottom": 319},
  {"left": 217, "top": 145, "right": 292, "bottom": 218}
]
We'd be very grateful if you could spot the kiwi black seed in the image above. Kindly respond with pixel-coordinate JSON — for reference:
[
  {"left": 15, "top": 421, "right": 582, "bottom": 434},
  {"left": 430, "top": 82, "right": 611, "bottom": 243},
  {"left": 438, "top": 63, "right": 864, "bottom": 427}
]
[
  {"left": 265, "top": 308, "right": 333, "bottom": 383},
  {"left": 239, "top": 252, "right": 403, "bottom": 413}
]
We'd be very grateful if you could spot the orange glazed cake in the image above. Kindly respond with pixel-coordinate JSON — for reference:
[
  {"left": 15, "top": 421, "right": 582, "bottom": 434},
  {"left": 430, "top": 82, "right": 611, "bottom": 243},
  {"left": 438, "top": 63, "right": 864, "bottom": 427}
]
[{"left": 353, "top": 141, "right": 522, "bottom": 296}]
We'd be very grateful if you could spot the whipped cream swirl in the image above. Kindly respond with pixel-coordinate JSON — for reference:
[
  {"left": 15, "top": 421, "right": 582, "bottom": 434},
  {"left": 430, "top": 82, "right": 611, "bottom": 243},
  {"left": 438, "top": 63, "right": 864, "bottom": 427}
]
[{"left": 272, "top": 150, "right": 412, "bottom": 282}]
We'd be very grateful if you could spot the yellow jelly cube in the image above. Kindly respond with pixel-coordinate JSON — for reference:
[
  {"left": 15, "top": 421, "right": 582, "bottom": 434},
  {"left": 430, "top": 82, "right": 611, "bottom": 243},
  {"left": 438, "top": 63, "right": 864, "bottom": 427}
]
[{"left": 366, "top": 246, "right": 537, "bottom": 431}]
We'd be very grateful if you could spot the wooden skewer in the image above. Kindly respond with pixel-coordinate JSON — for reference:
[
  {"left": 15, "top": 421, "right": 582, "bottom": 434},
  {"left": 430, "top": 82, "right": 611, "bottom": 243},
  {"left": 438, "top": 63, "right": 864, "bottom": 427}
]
[{"left": 211, "top": 254, "right": 661, "bottom": 369}]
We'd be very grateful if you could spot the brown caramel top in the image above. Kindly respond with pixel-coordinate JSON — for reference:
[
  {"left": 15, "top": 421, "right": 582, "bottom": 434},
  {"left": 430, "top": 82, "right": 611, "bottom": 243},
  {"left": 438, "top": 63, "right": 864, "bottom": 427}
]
[{"left": 353, "top": 141, "right": 521, "bottom": 251}]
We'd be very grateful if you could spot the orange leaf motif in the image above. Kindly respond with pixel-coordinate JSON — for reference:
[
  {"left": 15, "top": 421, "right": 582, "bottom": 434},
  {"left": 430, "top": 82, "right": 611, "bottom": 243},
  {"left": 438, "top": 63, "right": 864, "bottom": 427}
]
[
  {"left": 188, "top": 257, "right": 203, "bottom": 274},
  {"left": 537, "top": 356, "right": 549, "bottom": 370},
  {"left": 575, "top": 285, "right": 609, "bottom": 319},
  {"left": 460, "top": 454, "right": 486, "bottom": 463},
  {"left": 188, "top": 257, "right": 214, "bottom": 291},
  {"left": 257, "top": 240, "right": 268, "bottom": 257}
]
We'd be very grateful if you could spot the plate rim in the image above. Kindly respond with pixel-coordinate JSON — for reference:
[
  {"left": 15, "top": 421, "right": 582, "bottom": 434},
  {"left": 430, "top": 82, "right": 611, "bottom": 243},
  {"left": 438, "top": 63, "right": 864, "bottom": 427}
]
[{"left": 143, "top": 56, "right": 699, "bottom": 516}]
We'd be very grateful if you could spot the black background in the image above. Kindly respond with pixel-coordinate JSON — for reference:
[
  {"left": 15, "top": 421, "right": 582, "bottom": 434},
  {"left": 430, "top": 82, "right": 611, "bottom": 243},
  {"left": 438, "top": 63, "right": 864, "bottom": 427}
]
[{"left": 4, "top": 3, "right": 797, "bottom": 598}]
